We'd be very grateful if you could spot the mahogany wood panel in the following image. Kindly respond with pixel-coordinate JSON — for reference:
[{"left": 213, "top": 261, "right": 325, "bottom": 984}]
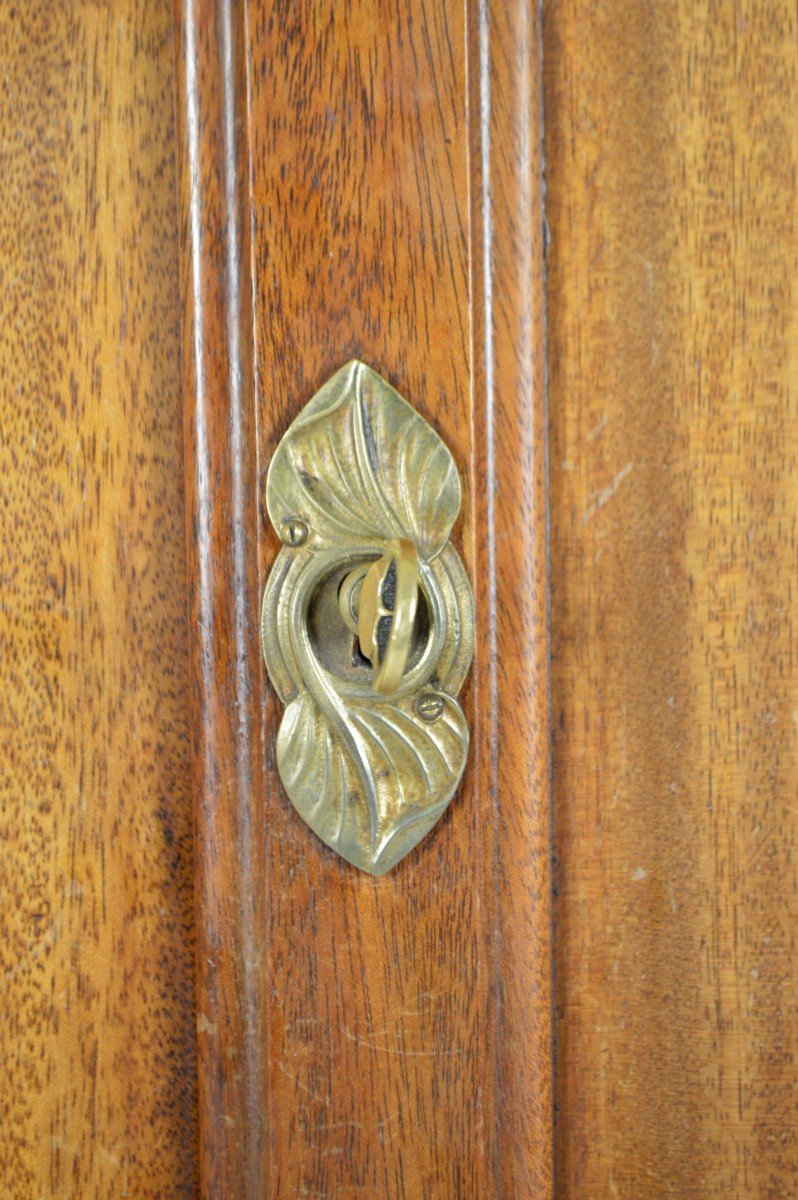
[
  {"left": 545, "top": 2, "right": 798, "bottom": 1197},
  {"left": 176, "top": 1, "right": 552, "bottom": 1196},
  {"left": 0, "top": 3, "right": 198, "bottom": 1197}
]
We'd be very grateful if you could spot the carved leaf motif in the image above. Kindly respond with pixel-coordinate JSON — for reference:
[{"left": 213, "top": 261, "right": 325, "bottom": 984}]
[
  {"left": 266, "top": 361, "right": 461, "bottom": 559},
  {"left": 276, "top": 688, "right": 469, "bottom": 876}
]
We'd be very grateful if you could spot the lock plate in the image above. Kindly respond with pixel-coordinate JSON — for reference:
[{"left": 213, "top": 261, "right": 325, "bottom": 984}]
[{"left": 261, "top": 361, "right": 474, "bottom": 875}]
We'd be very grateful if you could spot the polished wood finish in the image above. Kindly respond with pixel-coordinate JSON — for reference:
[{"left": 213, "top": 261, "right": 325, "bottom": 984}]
[
  {"left": 173, "top": 2, "right": 264, "bottom": 1197},
  {"left": 0, "top": 4, "right": 197, "bottom": 1196},
  {"left": 469, "top": 8, "right": 552, "bottom": 1195},
  {"left": 176, "top": 0, "right": 551, "bottom": 1195},
  {"left": 545, "top": 2, "right": 798, "bottom": 1196},
  {"left": 5, "top": 2, "right": 792, "bottom": 1195}
]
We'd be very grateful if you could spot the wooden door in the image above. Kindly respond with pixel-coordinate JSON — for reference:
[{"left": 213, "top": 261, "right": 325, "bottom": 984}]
[{"left": 1, "top": 3, "right": 796, "bottom": 1199}]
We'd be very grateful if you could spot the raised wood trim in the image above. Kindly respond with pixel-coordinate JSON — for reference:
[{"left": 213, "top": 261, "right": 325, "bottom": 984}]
[
  {"left": 175, "top": 2, "right": 551, "bottom": 1194},
  {"left": 173, "top": 3, "right": 267, "bottom": 1197},
  {"left": 467, "top": 4, "right": 553, "bottom": 1194}
]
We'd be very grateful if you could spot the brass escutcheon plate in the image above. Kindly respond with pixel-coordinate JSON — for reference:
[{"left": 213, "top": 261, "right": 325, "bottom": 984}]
[{"left": 261, "top": 361, "right": 474, "bottom": 875}]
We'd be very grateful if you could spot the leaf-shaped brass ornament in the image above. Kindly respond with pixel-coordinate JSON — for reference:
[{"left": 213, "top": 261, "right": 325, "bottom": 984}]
[{"left": 261, "top": 361, "right": 474, "bottom": 875}]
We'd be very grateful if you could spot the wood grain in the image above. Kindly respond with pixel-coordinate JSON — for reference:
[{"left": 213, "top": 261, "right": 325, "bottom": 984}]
[
  {"left": 176, "top": 0, "right": 552, "bottom": 1195},
  {"left": 545, "top": 1, "right": 798, "bottom": 1196},
  {"left": 173, "top": 2, "right": 265, "bottom": 1197},
  {"left": 250, "top": 1, "right": 551, "bottom": 1195},
  {"left": 0, "top": 3, "right": 198, "bottom": 1197}
]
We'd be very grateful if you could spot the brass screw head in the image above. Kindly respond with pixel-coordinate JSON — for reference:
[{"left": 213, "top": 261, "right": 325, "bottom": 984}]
[
  {"left": 414, "top": 692, "right": 445, "bottom": 723},
  {"left": 281, "top": 517, "right": 308, "bottom": 546}
]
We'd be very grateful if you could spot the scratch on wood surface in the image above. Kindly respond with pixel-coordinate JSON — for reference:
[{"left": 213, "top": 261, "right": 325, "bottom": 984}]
[
  {"left": 586, "top": 414, "right": 608, "bottom": 442},
  {"left": 582, "top": 462, "right": 634, "bottom": 523},
  {"left": 275, "top": 1059, "right": 331, "bottom": 1106},
  {"left": 342, "top": 1027, "right": 466, "bottom": 1057}
]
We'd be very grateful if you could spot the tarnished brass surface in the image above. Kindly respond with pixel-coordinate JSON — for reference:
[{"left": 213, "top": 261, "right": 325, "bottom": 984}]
[{"left": 261, "top": 360, "right": 474, "bottom": 875}]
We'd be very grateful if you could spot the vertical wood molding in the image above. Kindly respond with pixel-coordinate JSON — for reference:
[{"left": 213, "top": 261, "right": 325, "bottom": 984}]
[
  {"left": 176, "top": 2, "right": 551, "bottom": 1195},
  {"left": 467, "top": 3, "right": 553, "bottom": 1195},
  {"left": 173, "top": 2, "right": 266, "bottom": 1196}
]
